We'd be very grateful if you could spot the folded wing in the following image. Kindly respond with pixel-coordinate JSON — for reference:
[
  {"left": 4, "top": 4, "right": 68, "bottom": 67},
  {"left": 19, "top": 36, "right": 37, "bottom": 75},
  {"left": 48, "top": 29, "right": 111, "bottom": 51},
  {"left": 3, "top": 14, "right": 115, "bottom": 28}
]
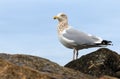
[{"left": 62, "top": 27, "right": 103, "bottom": 45}]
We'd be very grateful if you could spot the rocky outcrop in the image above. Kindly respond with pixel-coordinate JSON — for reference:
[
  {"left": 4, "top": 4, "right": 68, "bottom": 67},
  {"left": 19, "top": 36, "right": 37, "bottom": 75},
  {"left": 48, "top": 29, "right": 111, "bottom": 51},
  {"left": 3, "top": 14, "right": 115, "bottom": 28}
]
[
  {"left": 0, "top": 53, "right": 97, "bottom": 79},
  {"left": 0, "top": 58, "right": 52, "bottom": 79},
  {"left": 65, "top": 48, "right": 120, "bottom": 78},
  {"left": 0, "top": 48, "right": 119, "bottom": 79}
]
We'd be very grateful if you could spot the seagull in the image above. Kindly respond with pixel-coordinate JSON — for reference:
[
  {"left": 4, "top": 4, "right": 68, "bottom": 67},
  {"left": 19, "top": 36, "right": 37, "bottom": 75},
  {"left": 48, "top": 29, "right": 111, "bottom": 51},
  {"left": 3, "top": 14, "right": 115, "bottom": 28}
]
[{"left": 53, "top": 13, "right": 112, "bottom": 60}]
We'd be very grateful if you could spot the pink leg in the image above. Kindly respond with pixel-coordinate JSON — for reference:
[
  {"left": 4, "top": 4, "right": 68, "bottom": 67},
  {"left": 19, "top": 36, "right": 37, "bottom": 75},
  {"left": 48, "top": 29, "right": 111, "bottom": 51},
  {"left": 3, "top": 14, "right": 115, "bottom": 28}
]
[
  {"left": 76, "top": 50, "right": 79, "bottom": 59},
  {"left": 73, "top": 49, "right": 76, "bottom": 60}
]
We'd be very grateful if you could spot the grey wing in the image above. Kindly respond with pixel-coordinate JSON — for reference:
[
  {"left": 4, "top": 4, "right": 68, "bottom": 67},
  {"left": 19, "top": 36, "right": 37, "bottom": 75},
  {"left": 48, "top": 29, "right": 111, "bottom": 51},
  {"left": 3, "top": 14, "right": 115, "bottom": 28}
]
[{"left": 63, "top": 27, "right": 102, "bottom": 45}]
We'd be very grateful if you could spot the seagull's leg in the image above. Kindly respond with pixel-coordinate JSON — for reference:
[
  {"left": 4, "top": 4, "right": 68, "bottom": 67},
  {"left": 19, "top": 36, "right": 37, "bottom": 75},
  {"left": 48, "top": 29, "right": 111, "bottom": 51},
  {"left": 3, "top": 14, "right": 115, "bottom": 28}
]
[
  {"left": 76, "top": 50, "right": 79, "bottom": 59},
  {"left": 73, "top": 49, "right": 75, "bottom": 60}
]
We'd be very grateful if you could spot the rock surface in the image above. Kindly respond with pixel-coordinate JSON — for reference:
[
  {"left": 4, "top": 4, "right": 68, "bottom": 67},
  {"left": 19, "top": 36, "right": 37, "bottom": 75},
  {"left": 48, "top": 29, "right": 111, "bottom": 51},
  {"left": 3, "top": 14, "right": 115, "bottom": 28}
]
[
  {"left": 0, "top": 53, "right": 97, "bottom": 79},
  {"left": 0, "top": 58, "right": 52, "bottom": 79},
  {"left": 0, "top": 48, "right": 119, "bottom": 79},
  {"left": 65, "top": 48, "right": 120, "bottom": 78}
]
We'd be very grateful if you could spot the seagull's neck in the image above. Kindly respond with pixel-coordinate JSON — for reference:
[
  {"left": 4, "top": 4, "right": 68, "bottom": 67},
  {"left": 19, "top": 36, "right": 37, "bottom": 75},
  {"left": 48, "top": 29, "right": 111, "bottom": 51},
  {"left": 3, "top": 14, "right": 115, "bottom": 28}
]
[{"left": 57, "top": 21, "right": 69, "bottom": 34}]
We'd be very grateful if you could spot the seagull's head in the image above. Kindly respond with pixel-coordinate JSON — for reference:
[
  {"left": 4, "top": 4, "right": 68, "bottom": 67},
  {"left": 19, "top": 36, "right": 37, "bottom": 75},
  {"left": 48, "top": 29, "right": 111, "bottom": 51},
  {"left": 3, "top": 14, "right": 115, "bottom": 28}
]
[{"left": 53, "top": 13, "right": 68, "bottom": 22}]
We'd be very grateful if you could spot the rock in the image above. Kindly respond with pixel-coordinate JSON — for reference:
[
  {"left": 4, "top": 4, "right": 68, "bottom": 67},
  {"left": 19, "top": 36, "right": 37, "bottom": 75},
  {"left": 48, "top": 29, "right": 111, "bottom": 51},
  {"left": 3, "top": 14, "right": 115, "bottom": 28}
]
[
  {"left": 0, "top": 58, "right": 52, "bottom": 79},
  {"left": 65, "top": 48, "right": 120, "bottom": 78},
  {"left": 0, "top": 53, "right": 97, "bottom": 79},
  {"left": 99, "top": 75, "right": 119, "bottom": 79},
  {"left": 115, "top": 71, "right": 120, "bottom": 78}
]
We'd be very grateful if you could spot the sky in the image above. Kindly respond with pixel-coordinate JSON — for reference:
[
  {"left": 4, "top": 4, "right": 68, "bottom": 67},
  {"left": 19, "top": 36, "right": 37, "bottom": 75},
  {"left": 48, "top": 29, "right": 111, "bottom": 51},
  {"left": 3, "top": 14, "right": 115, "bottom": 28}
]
[{"left": 0, "top": 0, "right": 120, "bottom": 66}]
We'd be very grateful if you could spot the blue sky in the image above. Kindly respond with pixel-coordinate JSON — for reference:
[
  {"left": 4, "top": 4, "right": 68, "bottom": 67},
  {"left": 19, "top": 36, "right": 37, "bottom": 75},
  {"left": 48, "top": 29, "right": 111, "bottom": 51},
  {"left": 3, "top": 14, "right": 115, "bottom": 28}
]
[{"left": 0, "top": 0, "right": 120, "bottom": 65}]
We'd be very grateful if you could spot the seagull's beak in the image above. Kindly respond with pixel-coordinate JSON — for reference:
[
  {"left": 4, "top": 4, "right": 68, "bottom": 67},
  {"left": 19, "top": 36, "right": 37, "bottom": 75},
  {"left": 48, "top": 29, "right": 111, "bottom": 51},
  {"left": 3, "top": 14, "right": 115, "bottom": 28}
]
[{"left": 53, "top": 16, "right": 58, "bottom": 19}]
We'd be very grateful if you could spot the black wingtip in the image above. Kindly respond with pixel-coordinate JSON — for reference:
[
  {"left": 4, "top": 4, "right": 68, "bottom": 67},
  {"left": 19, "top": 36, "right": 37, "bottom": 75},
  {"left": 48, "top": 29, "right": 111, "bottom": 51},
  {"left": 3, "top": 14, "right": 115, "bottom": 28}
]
[{"left": 101, "top": 40, "right": 112, "bottom": 45}]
